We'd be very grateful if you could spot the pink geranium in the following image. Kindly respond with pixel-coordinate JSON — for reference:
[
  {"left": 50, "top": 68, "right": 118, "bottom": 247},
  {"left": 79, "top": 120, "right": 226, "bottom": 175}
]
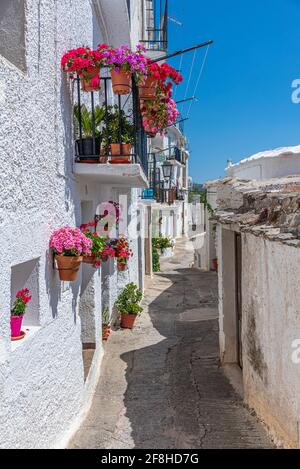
[{"left": 49, "top": 226, "right": 92, "bottom": 257}]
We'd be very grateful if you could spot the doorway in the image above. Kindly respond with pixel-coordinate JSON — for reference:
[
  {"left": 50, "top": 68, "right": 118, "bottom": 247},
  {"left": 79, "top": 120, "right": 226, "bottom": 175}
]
[{"left": 235, "top": 233, "right": 243, "bottom": 369}]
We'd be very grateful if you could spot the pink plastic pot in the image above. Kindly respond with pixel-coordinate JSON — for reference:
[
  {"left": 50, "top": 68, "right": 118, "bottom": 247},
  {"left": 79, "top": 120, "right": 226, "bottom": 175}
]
[{"left": 11, "top": 315, "right": 24, "bottom": 338}]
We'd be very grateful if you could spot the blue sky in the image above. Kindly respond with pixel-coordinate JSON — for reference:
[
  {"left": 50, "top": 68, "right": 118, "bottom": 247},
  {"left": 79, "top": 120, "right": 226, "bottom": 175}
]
[{"left": 167, "top": 0, "right": 300, "bottom": 182}]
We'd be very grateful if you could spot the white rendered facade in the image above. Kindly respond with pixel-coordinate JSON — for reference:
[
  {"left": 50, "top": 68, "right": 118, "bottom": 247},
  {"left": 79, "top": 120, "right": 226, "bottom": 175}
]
[{"left": 0, "top": 0, "right": 148, "bottom": 449}]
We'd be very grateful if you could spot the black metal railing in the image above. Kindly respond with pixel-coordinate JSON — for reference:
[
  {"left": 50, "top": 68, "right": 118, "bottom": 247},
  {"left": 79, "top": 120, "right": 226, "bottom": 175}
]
[
  {"left": 74, "top": 75, "right": 148, "bottom": 177},
  {"left": 141, "top": 0, "right": 168, "bottom": 51}
]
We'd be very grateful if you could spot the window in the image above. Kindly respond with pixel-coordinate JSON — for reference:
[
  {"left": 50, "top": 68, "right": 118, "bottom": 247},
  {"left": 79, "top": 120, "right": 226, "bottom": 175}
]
[{"left": 0, "top": 0, "right": 26, "bottom": 71}]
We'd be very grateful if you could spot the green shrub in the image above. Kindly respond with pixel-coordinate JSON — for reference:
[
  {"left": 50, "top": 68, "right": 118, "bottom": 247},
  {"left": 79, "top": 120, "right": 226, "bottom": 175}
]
[
  {"left": 153, "top": 235, "right": 174, "bottom": 251},
  {"left": 152, "top": 238, "right": 160, "bottom": 272},
  {"left": 116, "top": 283, "right": 143, "bottom": 315}
]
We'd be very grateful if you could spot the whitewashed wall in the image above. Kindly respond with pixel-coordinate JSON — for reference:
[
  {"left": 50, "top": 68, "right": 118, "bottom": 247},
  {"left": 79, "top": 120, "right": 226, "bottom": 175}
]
[
  {"left": 218, "top": 227, "right": 300, "bottom": 447},
  {"left": 0, "top": 0, "right": 145, "bottom": 449},
  {"left": 241, "top": 233, "right": 300, "bottom": 447}
]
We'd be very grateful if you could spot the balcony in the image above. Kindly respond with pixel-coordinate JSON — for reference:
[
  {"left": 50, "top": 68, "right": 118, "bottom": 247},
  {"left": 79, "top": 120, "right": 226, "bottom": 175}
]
[
  {"left": 140, "top": 0, "right": 168, "bottom": 53},
  {"left": 73, "top": 76, "right": 149, "bottom": 189}
]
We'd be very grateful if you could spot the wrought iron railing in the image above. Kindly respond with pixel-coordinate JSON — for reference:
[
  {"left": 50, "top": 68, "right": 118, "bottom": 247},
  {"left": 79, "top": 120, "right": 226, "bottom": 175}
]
[
  {"left": 74, "top": 75, "right": 148, "bottom": 177},
  {"left": 141, "top": 0, "right": 168, "bottom": 51}
]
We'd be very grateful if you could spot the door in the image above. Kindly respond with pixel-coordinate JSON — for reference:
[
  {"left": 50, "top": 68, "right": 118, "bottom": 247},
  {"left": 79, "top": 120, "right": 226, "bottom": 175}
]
[{"left": 235, "top": 233, "right": 243, "bottom": 368}]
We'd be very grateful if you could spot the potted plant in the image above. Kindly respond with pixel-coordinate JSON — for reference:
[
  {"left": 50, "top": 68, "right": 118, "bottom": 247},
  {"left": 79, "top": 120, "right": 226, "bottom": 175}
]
[
  {"left": 11, "top": 288, "right": 32, "bottom": 340},
  {"left": 80, "top": 222, "right": 107, "bottom": 267},
  {"left": 49, "top": 226, "right": 92, "bottom": 281},
  {"left": 73, "top": 104, "right": 104, "bottom": 162},
  {"left": 104, "top": 44, "right": 147, "bottom": 95},
  {"left": 154, "top": 236, "right": 174, "bottom": 257},
  {"left": 61, "top": 46, "right": 108, "bottom": 92},
  {"left": 116, "top": 283, "right": 143, "bottom": 329},
  {"left": 111, "top": 236, "right": 133, "bottom": 271},
  {"left": 101, "top": 105, "right": 134, "bottom": 164},
  {"left": 102, "top": 307, "right": 111, "bottom": 340}
]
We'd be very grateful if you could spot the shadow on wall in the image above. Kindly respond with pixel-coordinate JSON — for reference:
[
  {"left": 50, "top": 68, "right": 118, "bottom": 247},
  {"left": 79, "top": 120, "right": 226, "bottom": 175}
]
[
  {"left": 45, "top": 250, "right": 61, "bottom": 319},
  {"left": 119, "top": 266, "right": 219, "bottom": 448},
  {"left": 60, "top": 75, "right": 81, "bottom": 226}
]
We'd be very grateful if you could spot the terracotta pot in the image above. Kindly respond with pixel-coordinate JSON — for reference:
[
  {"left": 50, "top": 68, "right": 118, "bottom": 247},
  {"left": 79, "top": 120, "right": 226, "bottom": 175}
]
[
  {"left": 110, "top": 144, "right": 132, "bottom": 164},
  {"left": 212, "top": 258, "right": 218, "bottom": 272},
  {"left": 83, "top": 255, "right": 100, "bottom": 267},
  {"left": 117, "top": 261, "right": 127, "bottom": 272},
  {"left": 138, "top": 76, "right": 158, "bottom": 100},
  {"left": 55, "top": 255, "right": 83, "bottom": 281},
  {"left": 11, "top": 315, "right": 24, "bottom": 338},
  {"left": 80, "top": 68, "right": 101, "bottom": 92},
  {"left": 102, "top": 325, "right": 111, "bottom": 341},
  {"left": 110, "top": 69, "right": 131, "bottom": 95},
  {"left": 120, "top": 313, "right": 137, "bottom": 329}
]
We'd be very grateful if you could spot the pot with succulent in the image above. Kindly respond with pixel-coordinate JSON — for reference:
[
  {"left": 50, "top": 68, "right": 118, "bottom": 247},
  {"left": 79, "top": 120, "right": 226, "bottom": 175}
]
[
  {"left": 61, "top": 45, "right": 109, "bottom": 92},
  {"left": 101, "top": 105, "right": 134, "bottom": 164},
  {"left": 102, "top": 307, "right": 111, "bottom": 341},
  {"left": 116, "top": 283, "right": 143, "bottom": 329},
  {"left": 49, "top": 226, "right": 92, "bottom": 281},
  {"left": 11, "top": 288, "right": 32, "bottom": 340},
  {"left": 80, "top": 222, "right": 107, "bottom": 267},
  {"left": 104, "top": 44, "right": 147, "bottom": 95},
  {"left": 74, "top": 104, "right": 105, "bottom": 162}
]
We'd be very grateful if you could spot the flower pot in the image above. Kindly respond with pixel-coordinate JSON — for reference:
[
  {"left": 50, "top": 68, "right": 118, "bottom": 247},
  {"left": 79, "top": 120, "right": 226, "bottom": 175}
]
[
  {"left": 110, "top": 69, "right": 132, "bottom": 95},
  {"left": 117, "top": 261, "right": 127, "bottom": 272},
  {"left": 110, "top": 144, "right": 132, "bottom": 164},
  {"left": 11, "top": 315, "right": 24, "bottom": 339},
  {"left": 83, "top": 255, "right": 100, "bottom": 267},
  {"left": 102, "top": 324, "right": 111, "bottom": 341},
  {"left": 55, "top": 255, "right": 83, "bottom": 281},
  {"left": 138, "top": 76, "right": 158, "bottom": 100},
  {"left": 120, "top": 313, "right": 137, "bottom": 329},
  {"left": 76, "top": 137, "right": 101, "bottom": 162},
  {"left": 212, "top": 258, "right": 218, "bottom": 272},
  {"left": 80, "top": 68, "right": 101, "bottom": 92},
  {"left": 146, "top": 132, "right": 157, "bottom": 138}
]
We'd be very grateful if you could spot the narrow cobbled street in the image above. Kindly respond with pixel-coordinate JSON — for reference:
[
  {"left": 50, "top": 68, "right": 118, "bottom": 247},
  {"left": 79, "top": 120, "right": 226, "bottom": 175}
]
[{"left": 70, "top": 239, "right": 273, "bottom": 449}]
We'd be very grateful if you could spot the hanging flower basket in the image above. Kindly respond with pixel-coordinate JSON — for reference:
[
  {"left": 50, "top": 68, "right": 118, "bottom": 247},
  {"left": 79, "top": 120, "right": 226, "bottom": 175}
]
[
  {"left": 138, "top": 75, "right": 158, "bottom": 100},
  {"left": 110, "top": 69, "right": 132, "bottom": 95},
  {"left": 110, "top": 143, "right": 132, "bottom": 164},
  {"left": 49, "top": 226, "right": 92, "bottom": 281},
  {"left": 80, "top": 67, "right": 101, "bottom": 92}
]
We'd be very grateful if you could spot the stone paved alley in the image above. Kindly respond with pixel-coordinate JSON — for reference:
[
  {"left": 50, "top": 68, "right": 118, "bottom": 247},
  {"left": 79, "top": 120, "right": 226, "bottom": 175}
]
[{"left": 70, "top": 239, "right": 273, "bottom": 449}]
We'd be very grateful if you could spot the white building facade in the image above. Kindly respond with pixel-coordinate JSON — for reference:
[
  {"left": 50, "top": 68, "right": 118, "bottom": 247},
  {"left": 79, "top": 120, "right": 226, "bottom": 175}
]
[
  {"left": 0, "top": 0, "right": 157, "bottom": 449},
  {"left": 0, "top": 0, "right": 188, "bottom": 449}
]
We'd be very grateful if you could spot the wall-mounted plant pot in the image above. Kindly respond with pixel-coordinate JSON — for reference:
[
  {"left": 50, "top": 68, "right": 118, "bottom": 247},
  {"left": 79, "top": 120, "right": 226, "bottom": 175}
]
[
  {"left": 102, "top": 324, "right": 111, "bottom": 340},
  {"left": 55, "top": 255, "right": 83, "bottom": 281},
  {"left": 138, "top": 76, "right": 157, "bottom": 100},
  {"left": 11, "top": 315, "right": 24, "bottom": 339},
  {"left": 80, "top": 68, "right": 101, "bottom": 92},
  {"left": 110, "top": 69, "right": 131, "bottom": 95},
  {"left": 117, "top": 261, "right": 127, "bottom": 272},
  {"left": 83, "top": 255, "right": 100, "bottom": 267},
  {"left": 76, "top": 137, "right": 101, "bottom": 162},
  {"left": 120, "top": 313, "right": 137, "bottom": 329},
  {"left": 146, "top": 132, "right": 157, "bottom": 138},
  {"left": 110, "top": 144, "right": 132, "bottom": 164}
]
